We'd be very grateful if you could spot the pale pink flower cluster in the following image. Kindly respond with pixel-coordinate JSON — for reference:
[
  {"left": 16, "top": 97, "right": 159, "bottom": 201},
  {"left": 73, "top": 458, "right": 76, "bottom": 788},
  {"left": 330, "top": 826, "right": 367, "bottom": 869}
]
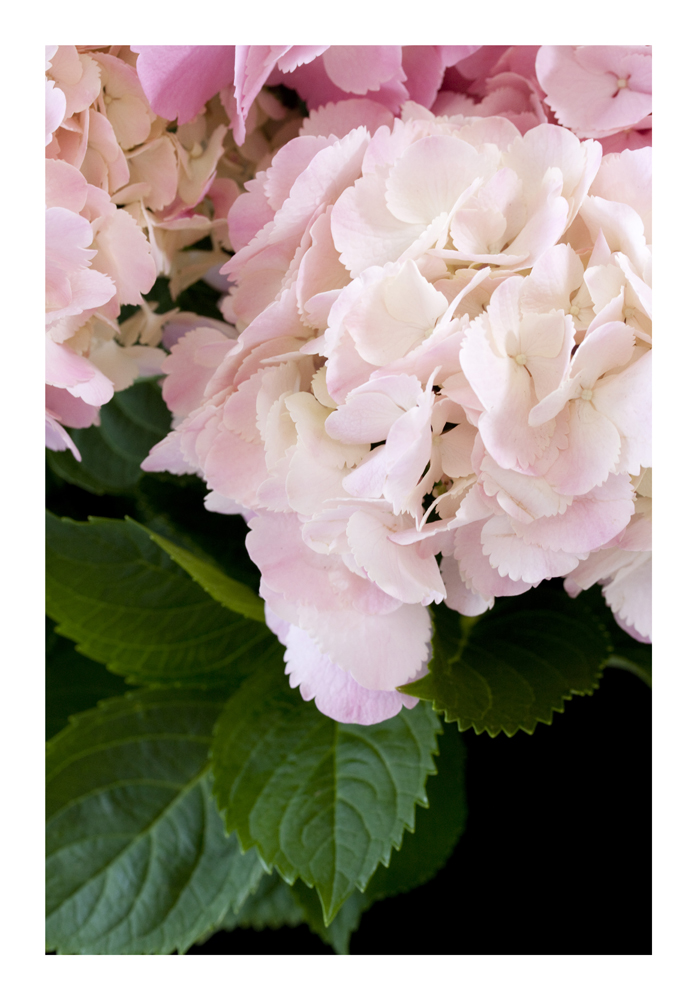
[
  {"left": 143, "top": 101, "right": 652, "bottom": 724},
  {"left": 46, "top": 45, "right": 160, "bottom": 455},
  {"left": 131, "top": 45, "right": 651, "bottom": 158},
  {"left": 45, "top": 45, "right": 302, "bottom": 457}
]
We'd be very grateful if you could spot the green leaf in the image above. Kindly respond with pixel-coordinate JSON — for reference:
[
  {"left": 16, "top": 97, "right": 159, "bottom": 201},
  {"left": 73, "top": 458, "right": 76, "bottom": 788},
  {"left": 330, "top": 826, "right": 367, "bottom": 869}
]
[
  {"left": 247, "top": 723, "right": 467, "bottom": 954},
  {"left": 211, "top": 664, "right": 441, "bottom": 923},
  {"left": 224, "top": 871, "right": 306, "bottom": 932},
  {"left": 289, "top": 881, "right": 371, "bottom": 955},
  {"left": 46, "top": 513, "right": 278, "bottom": 687},
  {"left": 365, "top": 720, "right": 466, "bottom": 901},
  {"left": 46, "top": 622, "right": 128, "bottom": 741},
  {"left": 138, "top": 520, "right": 264, "bottom": 622},
  {"left": 196, "top": 871, "right": 306, "bottom": 948},
  {"left": 46, "top": 689, "right": 265, "bottom": 955},
  {"left": 400, "top": 590, "right": 611, "bottom": 736},
  {"left": 45, "top": 380, "right": 172, "bottom": 495}
]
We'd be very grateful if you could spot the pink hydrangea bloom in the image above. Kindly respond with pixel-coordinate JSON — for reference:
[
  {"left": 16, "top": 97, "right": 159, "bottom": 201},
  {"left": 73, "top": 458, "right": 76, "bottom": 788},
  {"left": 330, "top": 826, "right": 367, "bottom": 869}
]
[
  {"left": 144, "top": 100, "right": 652, "bottom": 722},
  {"left": 535, "top": 46, "right": 652, "bottom": 140}
]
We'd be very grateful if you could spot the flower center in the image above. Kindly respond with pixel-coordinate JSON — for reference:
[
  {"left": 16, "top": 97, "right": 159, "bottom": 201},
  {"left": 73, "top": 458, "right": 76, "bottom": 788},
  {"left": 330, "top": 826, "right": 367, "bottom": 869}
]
[
  {"left": 569, "top": 304, "right": 580, "bottom": 317},
  {"left": 616, "top": 77, "right": 628, "bottom": 89},
  {"left": 189, "top": 142, "right": 204, "bottom": 159},
  {"left": 514, "top": 353, "right": 528, "bottom": 366},
  {"left": 581, "top": 388, "right": 593, "bottom": 401},
  {"left": 624, "top": 306, "right": 635, "bottom": 320},
  {"left": 104, "top": 93, "right": 113, "bottom": 105}
]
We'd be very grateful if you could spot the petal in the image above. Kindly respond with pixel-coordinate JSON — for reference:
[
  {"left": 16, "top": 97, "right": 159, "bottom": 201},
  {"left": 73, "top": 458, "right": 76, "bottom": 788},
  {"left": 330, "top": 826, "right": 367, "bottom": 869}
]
[
  {"left": 297, "top": 600, "right": 432, "bottom": 691},
  {"left": 346, "top": 509, "right": 446, "bottom": 605},
  {"left": 385, "top": 135, "right": 494, "bottom": 225},
  {"left": 515, "top": 473, "right": 635, "bottom": 552},
  {"left": 481, "top": 514, "right": 581, "bottom": 583},
  {"left": 133, "top": 45, "right": 235, "bottom": 124},
  {"left": 322, "top": 46, "right": 404, "bottom": 95},
  {"left": 283, "top": 622, "right": 418, "bottom": 724},
  {"left": 592, "top": 350, "right": 651, "bottom": 476},
  {"left": 452, "top": 520, "right": 533, "bottom": 597},
  {"left": 545, "top": 399, "right": 621, "bottom": 495}
]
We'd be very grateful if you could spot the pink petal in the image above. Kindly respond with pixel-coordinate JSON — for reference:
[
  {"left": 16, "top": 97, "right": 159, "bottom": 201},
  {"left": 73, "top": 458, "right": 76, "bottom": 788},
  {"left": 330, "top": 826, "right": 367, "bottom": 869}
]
[
  {"left": 45, "top": 337, "right": 114, "bottom": 406},
  {"left": 515, "top": 473, "right": 635, "bottom": 552},
  {"left": 296, "top": 600, "right": 431, "bottom": 691},
  {"left": 602, "top": 551, "right": 652, "bottom": 641},
  {"left": 300, "top": 98, "right": 394, "bottom": 139},
  {"left": 91, "top": 208, "right": 156, "bottom": 305},
  {"left": 401, "top": 46, "right": 445, "bottom": 108},
  {"left": 282, "top": 622, "right": 418, "bottom": 724},
  {"left": 45, "top": 385, "right": 100, "bottom": 429},
  {"left": 346, "top": 509, "right": 446, "bottom": 605},
  {"left": 440, "top": 554, "right": 493, "bottom": 616},
  {"left": 386, "top": 135, "right": 492, "bottom": 226},
  {"left": 203, "top": 425, "right": 268, "bottom": 508},
  {"left": 133, "top": 45, "right": 235, "bottom": 124},
  {"left": 481, "top": 514, "right": 581, "bottom": 583},
  {"left": 322, "top": 46, "right": 404, "bottom": 95},
  {"left": 45, "top": 411, "right": 81, "bottom": 461},
  {"left": 275, "top": 46, "right": 331, "bottom": 73},
  {"left": 231, "top": 46, "right": 292, "bottom": 144},
  {"left": 452, "top": 520, "right": 533, "bottom": 597},
  {"left": 141, "top": 428, "right": 196, "bottom": 475},
  {"left": 161, "top": 327, "right": 233, "bottom": 418},
  {"left": 536, "top": 46, "right": 652, "bottom": 137},
  {"left": 45, "top": 158, "right": 88, "bottom": 213},
  {"left": 545, "top": 399, "right": 621, "bottom": 495},
  {"left": 326, "top": 373, "right": 421, "bottom": 444},
  {"left": 46, "top": 80, "right": 66, "bottom": 145},
  {"left": 592, "top": 350, "right": 651, "bottom": 477}
]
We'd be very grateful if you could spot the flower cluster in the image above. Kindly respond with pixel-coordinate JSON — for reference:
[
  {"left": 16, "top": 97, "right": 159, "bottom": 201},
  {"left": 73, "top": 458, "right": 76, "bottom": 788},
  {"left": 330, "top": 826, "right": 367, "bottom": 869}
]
[
  {"left": 143, "top": 94, "right": 652, "bottom": 723},
  {"left": 45, "top": 45, "right": 303, "bottom": 457},
  {"left": 47, "top": 45, "right": 651, "bottom": 462}
]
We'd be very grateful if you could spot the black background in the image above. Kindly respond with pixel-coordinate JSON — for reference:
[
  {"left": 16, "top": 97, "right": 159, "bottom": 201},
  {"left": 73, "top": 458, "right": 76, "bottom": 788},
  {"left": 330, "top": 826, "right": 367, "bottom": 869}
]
[{"left": 188, "top": 666, "right": 651, "bottom": 956}]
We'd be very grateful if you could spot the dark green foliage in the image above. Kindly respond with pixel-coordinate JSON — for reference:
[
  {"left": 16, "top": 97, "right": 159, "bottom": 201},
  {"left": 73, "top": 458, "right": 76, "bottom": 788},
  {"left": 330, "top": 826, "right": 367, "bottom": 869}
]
[
  {"left": 46, "top": 513, "right": 278, "bottom": 687},
  {"left": 46, "top": 690, "right": 265, "bottom": 954},
  {"left": 401, "top": 590, "right": 611, "bottom": 736}
]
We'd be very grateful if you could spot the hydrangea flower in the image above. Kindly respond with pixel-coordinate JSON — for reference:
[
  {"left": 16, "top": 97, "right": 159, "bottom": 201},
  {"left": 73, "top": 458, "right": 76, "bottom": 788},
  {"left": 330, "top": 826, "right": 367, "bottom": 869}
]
[{"left": 144, "top": 98, "right": 652, "bottom": 721}]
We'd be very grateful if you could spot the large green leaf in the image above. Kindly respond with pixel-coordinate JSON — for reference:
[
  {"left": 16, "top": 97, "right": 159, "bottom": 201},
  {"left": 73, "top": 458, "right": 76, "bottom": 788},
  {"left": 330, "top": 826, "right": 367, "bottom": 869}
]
[
  {"left": 46, "top": 513, "right": 276, "bottom": 687},
  {"left": 46, "top": 689, "right": 265, "bottom": 955},
  {"left": 46, "top": 379, "right": 172, "bottom": 495},
  {"left": 286, "top": 721, "right": 467, "bottom": 953},
  {"left": 195, "top": 871, "right": 307, "bottom": 948},
  {"left": 46, "top": 623, "right": 128, "bottom": 740},
  {"left": 211, "top": 665, "right": 441, "bottom": 923},
  {"left": 365, "top": 720, "right": 466, "bottom": 901},
  {"left": 400, "top": 590, "right": 611, "bottom": 736}
]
